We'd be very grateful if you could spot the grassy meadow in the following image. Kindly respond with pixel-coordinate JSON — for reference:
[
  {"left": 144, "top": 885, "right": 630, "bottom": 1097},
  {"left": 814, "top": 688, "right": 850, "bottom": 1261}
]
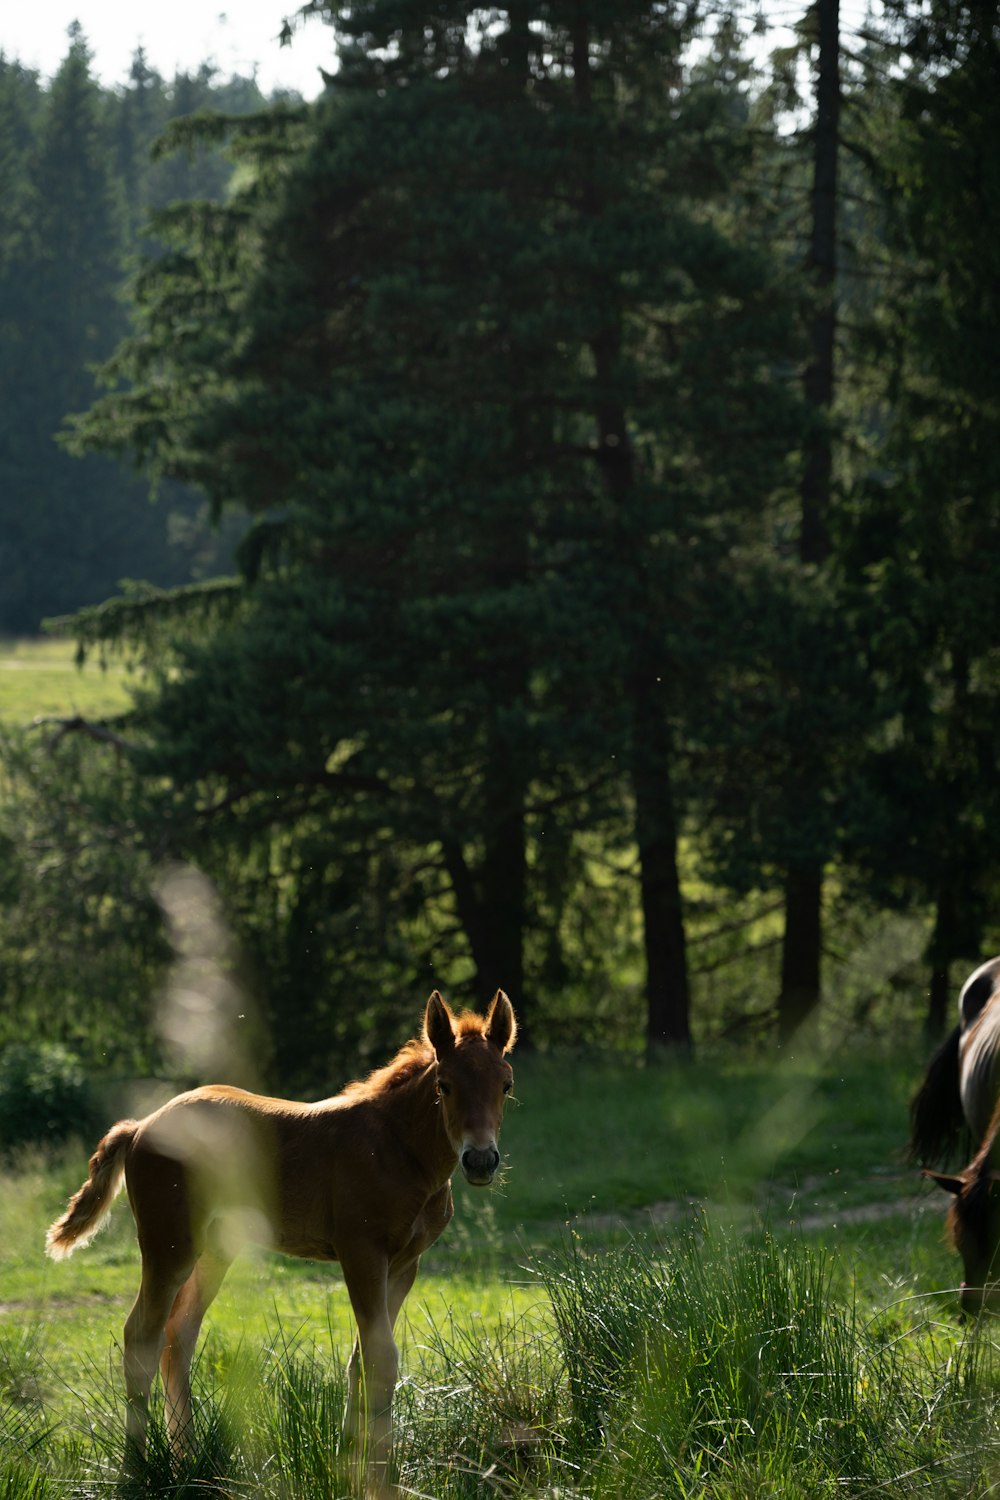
[
  {"left": 0, "top": 636, "right": 133, "bottom": 726},
  {"left": 5, "top": 1044, "right": 1000, "bottom": 1498},
  {"left": 4, "top": 636, "right": 1000, "bottom": 1495}
]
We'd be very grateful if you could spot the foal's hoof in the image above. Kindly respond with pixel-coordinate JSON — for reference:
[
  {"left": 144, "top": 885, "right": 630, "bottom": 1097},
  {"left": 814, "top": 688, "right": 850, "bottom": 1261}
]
[{"left": 118, "top": 1438, "right": 147, "bottom": 1483}]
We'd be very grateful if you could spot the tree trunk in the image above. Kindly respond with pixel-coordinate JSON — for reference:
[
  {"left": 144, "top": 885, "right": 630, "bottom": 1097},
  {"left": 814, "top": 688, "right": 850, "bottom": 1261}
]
[
  {"left": 778, "top": 865, "right": 823, "bottom": 1040},
  {"left": 800, "top": 0, "right": 840, "bottom": 568},
  {"left": 478, "top": 755, "right": 528, "bottom": 1023},
  {"left": 587, "top": 324, "right": 693, "bottom": 1056},
  {"left": 927, "top": 964, "right": 950, "bottom": 1040},
  {"left": 442, "top": 0, "right": 534, "bottom": 1039},
  {"left": 923, "top": 876, "right": 959, "bottom": 1044},
  {"left": 633, "top": 692, "right": 692, "bottom": 1055},
  {"left": 440, "top": 735, "right": 530, "bottom": 1038},
  {"left": 777, "top": 0, "right": 840, "bottom": 1037},
  {"left": 570, "top": 9, "right": 692, "bottom": 1056}
]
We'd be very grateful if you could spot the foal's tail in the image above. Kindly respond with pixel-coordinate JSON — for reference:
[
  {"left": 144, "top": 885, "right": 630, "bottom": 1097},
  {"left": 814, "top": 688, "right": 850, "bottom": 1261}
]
[
  {"left": 45, "top": 1119, "right": 138, "bottom": 1260},
  {"left": 908, "top": 1024, "right": 965, "bottom": 1166}
]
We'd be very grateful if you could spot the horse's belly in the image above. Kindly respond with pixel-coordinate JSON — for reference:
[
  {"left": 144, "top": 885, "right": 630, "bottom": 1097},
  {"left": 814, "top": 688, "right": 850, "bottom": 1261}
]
[{"left": 277, "top": 1232, "right": 340, "bottom": 1262}]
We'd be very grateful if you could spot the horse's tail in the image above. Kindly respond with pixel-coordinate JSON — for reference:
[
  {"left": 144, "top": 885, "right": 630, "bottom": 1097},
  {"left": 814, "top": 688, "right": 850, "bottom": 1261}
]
[
  {"left": 45, "top": 1118, "right": 138, "bottom": 1260},
  {"left": 908, "top": 1024, "right": 965, "bottom": 1166}
]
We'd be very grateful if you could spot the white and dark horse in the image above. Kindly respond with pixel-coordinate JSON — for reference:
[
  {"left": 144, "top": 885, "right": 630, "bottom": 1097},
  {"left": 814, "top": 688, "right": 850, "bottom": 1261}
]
[{"left": 911, "top": 957, "right": 1000, "bottom": 1312}]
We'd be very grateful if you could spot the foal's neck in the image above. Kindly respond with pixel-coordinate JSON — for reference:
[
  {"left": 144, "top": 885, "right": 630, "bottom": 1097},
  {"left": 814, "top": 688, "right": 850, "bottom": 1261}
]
[{"left": 378, "top": 1060, "right": 458, "bottom": 1186}]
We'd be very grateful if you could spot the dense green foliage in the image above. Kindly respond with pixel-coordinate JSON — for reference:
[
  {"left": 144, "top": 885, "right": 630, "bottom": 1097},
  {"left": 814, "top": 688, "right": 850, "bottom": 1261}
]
[
  {"left": 840, "top": 0, "right": 1000, "bottom": 1027},
  {"left": 0, "top": 718, "right": 168, "bottom": 1068},
  {"left": 0, "top": 1043, "right": 93, "bottom": 1151},
  {"left": 1, "top": 0, "right": 999, "bottom": 1075}
]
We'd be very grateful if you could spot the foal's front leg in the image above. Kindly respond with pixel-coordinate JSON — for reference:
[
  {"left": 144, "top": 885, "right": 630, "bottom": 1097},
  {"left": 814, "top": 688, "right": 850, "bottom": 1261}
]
[{"left": 342, "top": 1249, "right": 399, "bottom": 1497}]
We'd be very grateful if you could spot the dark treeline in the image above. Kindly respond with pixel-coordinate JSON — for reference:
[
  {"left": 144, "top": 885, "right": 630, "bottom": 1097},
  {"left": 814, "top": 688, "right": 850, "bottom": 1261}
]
[
  {"left": 0, "top": 25, "right": 299, "bottom": 634},
  {"left": 1, "top": 0, "right": 998, "bottom": 1088}
]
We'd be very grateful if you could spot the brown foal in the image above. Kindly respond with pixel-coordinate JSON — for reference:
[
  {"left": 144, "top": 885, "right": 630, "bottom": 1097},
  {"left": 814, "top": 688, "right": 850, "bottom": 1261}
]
[{"left": 47, "top": 988, "right": 516, "bottom": 1495}]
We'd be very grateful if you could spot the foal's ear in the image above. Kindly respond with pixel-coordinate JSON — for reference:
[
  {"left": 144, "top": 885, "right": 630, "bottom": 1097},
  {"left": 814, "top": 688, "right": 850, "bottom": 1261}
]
[
  {"left": 485, "top": 989, "right": 517, "bottom": 1054},
  {"left": 923, "top": 1168, "right": 967, "bottom": 1196},
  {"left": 424, "top": 990, "right": 456, "bottom": 1057}
]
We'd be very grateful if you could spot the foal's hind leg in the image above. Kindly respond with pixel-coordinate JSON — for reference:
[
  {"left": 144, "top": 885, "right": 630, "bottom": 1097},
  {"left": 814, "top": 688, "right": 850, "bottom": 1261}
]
[
  {"left": 160, "top": 1249, "right": 232, "bottom": 1454},
  {"left": 123, "top": 1255, "right": 195, "bottom": 1459}
]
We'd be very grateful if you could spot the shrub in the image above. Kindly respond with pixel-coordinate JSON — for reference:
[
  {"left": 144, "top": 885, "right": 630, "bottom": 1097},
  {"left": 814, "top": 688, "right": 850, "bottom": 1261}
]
[{"left": 0, "top": 1042, "right": 92, "bottom": 1151}]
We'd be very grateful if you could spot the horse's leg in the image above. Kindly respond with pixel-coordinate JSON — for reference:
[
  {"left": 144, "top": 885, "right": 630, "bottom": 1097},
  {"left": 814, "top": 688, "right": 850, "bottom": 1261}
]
[
  {"left": 123, "top": 1255, "right": 195, "bottom": 1460},
  {"left": 159, "top": 1249, "right": 232, "bottom": 1455},
  {"left": 341, "top": 1249, "right": 397, "bottom": 1497},
  {"left": 387, "top": 1258, "right": 419, "bottom": 1331},
  {"left": 344, "top": 1260, "right": 415, "bottom": 1456}
]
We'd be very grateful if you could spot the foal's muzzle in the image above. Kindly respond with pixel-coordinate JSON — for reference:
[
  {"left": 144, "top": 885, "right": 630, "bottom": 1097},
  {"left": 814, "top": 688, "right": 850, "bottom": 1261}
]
[{"left": 461, "top": 1145, "right": 500, "bottom": 1185}]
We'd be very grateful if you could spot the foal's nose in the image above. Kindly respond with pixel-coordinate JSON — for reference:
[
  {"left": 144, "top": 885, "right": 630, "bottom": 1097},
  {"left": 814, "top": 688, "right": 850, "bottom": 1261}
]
[{"left": 461, "top": 1145, "right": 500, "bottom": 1184}]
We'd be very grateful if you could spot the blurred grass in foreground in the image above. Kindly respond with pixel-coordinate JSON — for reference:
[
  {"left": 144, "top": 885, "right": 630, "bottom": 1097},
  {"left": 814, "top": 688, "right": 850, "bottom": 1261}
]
[{"left": 2, "top": 1220, "right": 997, "bottom": 1498}]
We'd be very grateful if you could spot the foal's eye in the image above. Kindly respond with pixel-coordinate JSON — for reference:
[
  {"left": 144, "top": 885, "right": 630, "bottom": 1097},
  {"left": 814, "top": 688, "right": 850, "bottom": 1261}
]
[
  {"left": 503, "top": 1081, "right": 513, "bottom": 1095},
  {"left": 438, "top": 1080, "right": 451, "bottom": 1097}
]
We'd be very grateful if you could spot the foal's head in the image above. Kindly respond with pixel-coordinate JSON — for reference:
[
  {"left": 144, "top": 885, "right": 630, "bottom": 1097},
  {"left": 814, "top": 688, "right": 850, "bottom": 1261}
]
[{"left": 424, "top": 989, "right": 516, "bottom": 1186}]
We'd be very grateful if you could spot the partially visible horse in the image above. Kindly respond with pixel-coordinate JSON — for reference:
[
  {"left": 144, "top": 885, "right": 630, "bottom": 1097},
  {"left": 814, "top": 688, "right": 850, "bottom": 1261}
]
[
  {"left": 47, "top": 989, "right": 517, "bottom": 1494},
  {"left": 910, "top": 957, "right": 1000, "bottom": 1312}
]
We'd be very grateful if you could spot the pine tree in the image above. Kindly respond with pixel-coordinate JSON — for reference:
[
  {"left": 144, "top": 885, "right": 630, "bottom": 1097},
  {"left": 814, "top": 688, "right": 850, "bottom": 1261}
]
[
  {"left": 111, "top": 48, "right": 164, "bottom": 241},
  {"left": 691, "top": 0, "right": 894, "bottom": 1042},
  {"left": 69, "top": 2, "right": 802, "bottom": 1061},
  {"left": 842, "top": 0, "right": 1000, "bottom": 1031}
]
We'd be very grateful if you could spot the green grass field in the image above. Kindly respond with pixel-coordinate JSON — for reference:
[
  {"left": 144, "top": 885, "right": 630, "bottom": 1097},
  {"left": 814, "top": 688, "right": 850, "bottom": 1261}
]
[
  {"left": 5, "top": 1043, "right": 995, "bottom": 1497},
  {"left": 1, "top": 636, "right": 994, "bottom": 1494},
  {"left": 0, "top": 637, "right": 133, "bottom": 725}
]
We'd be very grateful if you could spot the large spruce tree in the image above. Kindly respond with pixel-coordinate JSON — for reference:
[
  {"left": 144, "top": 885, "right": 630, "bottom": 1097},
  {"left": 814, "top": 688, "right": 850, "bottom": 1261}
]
[{"left": 69, "top": 0, "right": 801, "bottom": 1064}]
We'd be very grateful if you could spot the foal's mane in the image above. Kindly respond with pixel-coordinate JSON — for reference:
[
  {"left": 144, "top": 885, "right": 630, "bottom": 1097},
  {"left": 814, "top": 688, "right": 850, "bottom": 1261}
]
[
  {"left": 342, "top": 1010, "right": 491, "bottom": 1101},
  {"left": 343, "top": 1041, "right": 435, "bottom": 1100}
]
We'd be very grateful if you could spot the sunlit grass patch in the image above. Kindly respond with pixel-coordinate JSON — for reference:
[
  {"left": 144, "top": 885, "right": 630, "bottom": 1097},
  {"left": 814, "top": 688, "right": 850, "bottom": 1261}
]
[
  {"left": 497, "top": 1043, "right": 924, "bottom": 1248},
  {"left": 0, "top": 637, "right": 134, "bottom": 725}
]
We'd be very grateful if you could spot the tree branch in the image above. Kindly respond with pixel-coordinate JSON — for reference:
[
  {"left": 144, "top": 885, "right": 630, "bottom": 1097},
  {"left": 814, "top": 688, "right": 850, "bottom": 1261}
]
[{"left": 30, "top": 714, "right": 137, "bottom": 754}]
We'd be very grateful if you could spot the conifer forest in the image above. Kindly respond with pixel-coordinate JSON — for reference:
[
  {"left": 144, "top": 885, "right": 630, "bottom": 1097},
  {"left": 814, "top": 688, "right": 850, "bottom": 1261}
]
[{"left": 1, "top": 1, "right": 998, "bottom": 1088}]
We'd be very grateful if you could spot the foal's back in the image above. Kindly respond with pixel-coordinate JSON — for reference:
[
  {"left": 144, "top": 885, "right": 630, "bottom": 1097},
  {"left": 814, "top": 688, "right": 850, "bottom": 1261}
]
[{"left": 126, "top": 1084, "right": 362, "bottom": 1262}]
